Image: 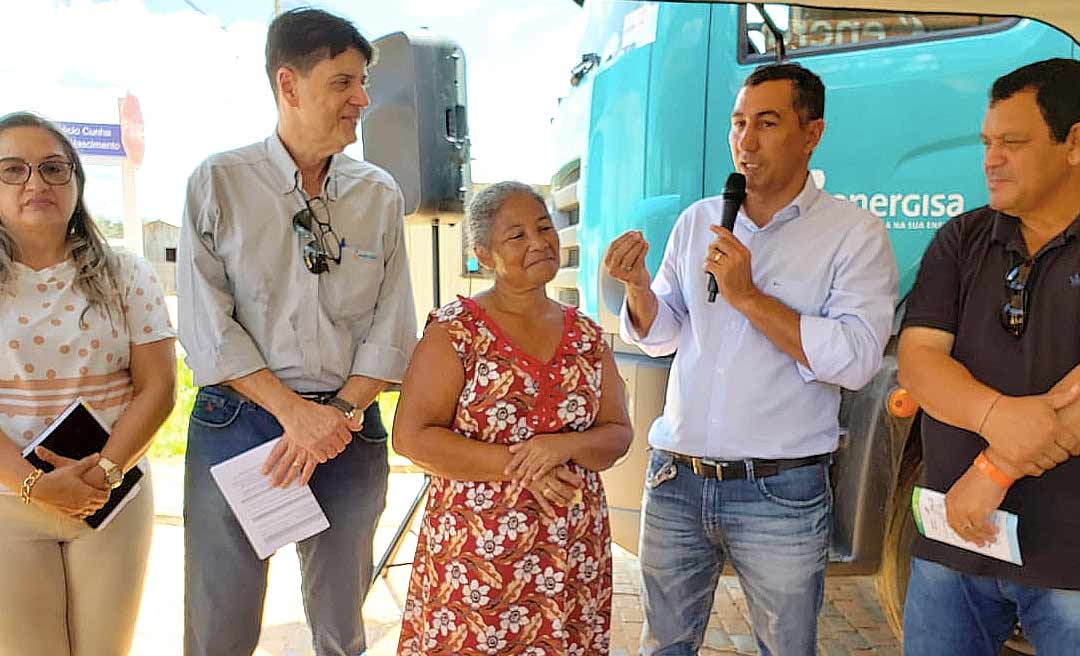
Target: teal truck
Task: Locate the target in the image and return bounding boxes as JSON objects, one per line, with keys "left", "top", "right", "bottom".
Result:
{"left": 362, "top": 1, "right": 1079, "bottom": 644}
{"left": 543, "top": 1, "right": 1077, "bottom": 639}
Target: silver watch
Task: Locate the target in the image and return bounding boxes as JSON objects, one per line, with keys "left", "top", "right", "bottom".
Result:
{"left": 326, "top": 396, "right": 357, "bottom": 421}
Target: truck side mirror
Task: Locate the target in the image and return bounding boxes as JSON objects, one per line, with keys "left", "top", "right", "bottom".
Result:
{"left": 362, "top": 30, "right": 471, "bottom": 216}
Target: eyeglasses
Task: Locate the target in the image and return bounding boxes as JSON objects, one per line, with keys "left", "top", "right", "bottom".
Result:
{"left": 291, "top": 196, "right": 341, "bottom": 275}
{"left": 0, "top": 158, "right": 75, "bottom": 186}
{"left": 1000, "top": 259, "right": 1032, "bottom": 338}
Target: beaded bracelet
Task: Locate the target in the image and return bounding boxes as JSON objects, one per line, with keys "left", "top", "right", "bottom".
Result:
{"left": 974, "top": 450, "right": 1015, "bottom": 489}
{"left": 20, "top": 468, "right": 44, "bottom": 504}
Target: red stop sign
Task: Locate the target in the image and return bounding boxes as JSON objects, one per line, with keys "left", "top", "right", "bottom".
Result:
{"left": 119, "top": 93, "right": 145, "bottom": 167}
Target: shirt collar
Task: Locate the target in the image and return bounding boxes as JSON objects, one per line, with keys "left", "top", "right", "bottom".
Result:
{"left": 266, "top": 131, "right": 341, "bottom": 201}
{"left": 990, "top": 208, "right": 1080, "bottom": 257}
{"left": 738, "top": 172, "right": 821, "bottom": 232}
{"left": 990, "top": 211, "right": 1025, "bottom": 255}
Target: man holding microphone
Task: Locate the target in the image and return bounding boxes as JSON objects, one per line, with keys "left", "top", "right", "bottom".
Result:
{"left": 604, "top": 63, "right": 897, "bottom": 655}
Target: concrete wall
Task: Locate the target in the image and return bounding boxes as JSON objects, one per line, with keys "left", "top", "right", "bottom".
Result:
{"left": 142, "top": 221, "right": 179, "bottom": 295}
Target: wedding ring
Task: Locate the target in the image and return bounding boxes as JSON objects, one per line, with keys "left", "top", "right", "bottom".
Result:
{"left": 290, "top": 462, "right": 302, "bottom": 470}
{"left": 712, "top": 252, "right": 722, "bottom": 263}
{"left": 622, "top": 264, "right": 632, "bottom": 272}
{"left": 571, "top": 489, "right": 583, "bottom": 506}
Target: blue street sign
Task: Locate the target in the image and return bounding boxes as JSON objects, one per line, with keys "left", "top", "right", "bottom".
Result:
{"left": 56, "top": 122, "right": 126, "bottom": 158}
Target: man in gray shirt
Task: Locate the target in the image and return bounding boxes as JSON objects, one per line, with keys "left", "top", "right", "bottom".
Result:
{"left": 177, "top": 9, "right": 417, "bottom": 655}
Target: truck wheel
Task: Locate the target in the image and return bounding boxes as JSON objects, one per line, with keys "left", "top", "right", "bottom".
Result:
{"left": 875, "top": 445, "right": 922, "bottom": 639}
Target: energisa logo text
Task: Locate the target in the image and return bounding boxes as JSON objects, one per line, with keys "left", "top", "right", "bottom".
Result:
{"left": 808, "top": 172, "right": 965, "bottom": 223}
{"left": 833, "top": 192, "right": 965, "bottom": 219}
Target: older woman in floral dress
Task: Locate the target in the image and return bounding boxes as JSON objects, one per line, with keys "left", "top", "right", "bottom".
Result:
{"left": 393, "top": 181, "right": 633, "bottom": 655}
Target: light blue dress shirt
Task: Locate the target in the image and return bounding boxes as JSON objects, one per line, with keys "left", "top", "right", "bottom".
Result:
{"left": 620, "top": 176, "right": 898, "bottom": 459}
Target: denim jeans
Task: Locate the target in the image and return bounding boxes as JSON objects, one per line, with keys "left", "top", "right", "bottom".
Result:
{"left": 183, "top": 386, "right": 390, "bottom": 656}
{"left": 904, "top": 556, "right": 1080, "bottom": 656}
{"left": 638, "top": 449, "right": 831, "bottom": 656}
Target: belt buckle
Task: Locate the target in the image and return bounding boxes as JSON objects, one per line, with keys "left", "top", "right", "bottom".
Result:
{"left": 697, "top": 458, "right": 723, "bottom": 480}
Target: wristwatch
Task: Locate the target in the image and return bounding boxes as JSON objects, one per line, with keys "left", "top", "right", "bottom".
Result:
{"left": 97, "top": 456, "right": 124, "bottom": 490}
{"left": 326, "top": 396, "right": 357, "bottom": 422}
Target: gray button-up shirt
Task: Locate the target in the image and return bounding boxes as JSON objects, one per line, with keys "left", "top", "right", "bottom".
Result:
{"left": 178, "top": 132, "right": 417, "bottom": 391}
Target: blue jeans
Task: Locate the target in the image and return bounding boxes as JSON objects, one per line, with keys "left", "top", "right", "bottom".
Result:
{"left": 904, "top": 557, "right": 1080, "bottom": 655}
{"left": 638, "top": 449, "right": 831, "bottom": 656}
{"left": 183, "top": 386, "right": 390, "bottom": 656}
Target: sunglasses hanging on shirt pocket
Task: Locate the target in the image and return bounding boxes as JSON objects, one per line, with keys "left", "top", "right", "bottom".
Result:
{"left": 292, "top": 196, "right": 342, "bottom": 275}
{"left": 1000, "top": 257, "right": 1033, "bottom": 338}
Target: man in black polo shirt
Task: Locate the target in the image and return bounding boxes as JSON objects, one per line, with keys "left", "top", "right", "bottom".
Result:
{"left": 898, "top": 58, "right": 1080, "bottom": 655}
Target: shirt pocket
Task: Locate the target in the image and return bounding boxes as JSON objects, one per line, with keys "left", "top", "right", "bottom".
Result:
{"left": 322, "top": 249, "right": 383, "bottom": 323}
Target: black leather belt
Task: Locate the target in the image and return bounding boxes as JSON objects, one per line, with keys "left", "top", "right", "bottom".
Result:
{"left": 207, "top": 385, "right": 338, "bottom": 405}
{"left": 297, "top": 391, "right": 338, "bottom": 404}
{"left": 666, "top": 451, "right": 831, "bottom": 480}
{"left": 205, "top": 385, "right": 386, "bottom": 440}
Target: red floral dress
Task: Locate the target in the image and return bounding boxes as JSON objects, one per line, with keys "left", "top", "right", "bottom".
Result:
{"left": 397, "top": 296, "right": 613, "bottom": 656}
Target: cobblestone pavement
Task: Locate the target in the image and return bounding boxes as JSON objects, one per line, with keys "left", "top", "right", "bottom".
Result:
{"left": 132, "top": 461, "right": 899, "bottom": 655}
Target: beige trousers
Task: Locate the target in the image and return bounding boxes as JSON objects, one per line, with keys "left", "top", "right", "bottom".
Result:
{"left": 0, "top": 476, "right": 153, "bottom": 656}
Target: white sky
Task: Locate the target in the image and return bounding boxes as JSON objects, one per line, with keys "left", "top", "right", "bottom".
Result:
{"left": 0, "top": 0, "right": 586, "bottom": 224}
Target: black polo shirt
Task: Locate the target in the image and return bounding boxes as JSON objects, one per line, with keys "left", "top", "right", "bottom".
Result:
{"left": 903, "top": 205, "right": 1080, "bottom": 590}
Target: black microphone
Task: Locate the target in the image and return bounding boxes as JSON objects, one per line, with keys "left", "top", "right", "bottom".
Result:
{"left": 708, "top": 172, "right": 747, "bottom": 303}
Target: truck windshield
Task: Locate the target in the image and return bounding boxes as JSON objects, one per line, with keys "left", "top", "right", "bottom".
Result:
{"left": 746, "top": 4, "right": 1013, "bottom": 57}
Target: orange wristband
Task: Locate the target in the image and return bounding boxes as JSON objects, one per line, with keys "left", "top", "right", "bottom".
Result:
{"left": 974, "top": 450, "right": 1015, "bottom": 489}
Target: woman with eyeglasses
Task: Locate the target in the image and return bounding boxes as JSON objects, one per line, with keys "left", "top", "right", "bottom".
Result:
{"left": 393, "top": 182, "right": 633, "bottom": 655}
{"left": 0, "top": 112, "right": 176, "bottom": 655}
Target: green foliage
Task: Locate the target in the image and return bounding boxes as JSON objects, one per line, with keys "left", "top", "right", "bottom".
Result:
{"left": 94, "top": 217, "right": 124, "bottom": 239}
{"left": 147, "top": 357, "right": 403, "bottom": 460}
{"left": 147, "top": 356, "right": 195, "bottom": 459}
{"left": 379, "top": 390, "right": 400, "bottom": 432}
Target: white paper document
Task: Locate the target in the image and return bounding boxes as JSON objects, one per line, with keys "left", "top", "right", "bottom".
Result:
{"left": 210, "top": 438, "right": 329, "bottom": 560}
{"left": 912, "top": 486, "right": 1022, "bottom": 566}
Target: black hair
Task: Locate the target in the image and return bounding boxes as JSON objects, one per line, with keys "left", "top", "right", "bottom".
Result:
{"left": 991, "top": 58, "right": 1080, "bottom": 143}
{"left": 743, "top": 62, "right": 825, "bottom": 124}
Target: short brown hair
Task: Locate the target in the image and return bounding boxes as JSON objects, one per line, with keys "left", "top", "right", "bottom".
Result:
{"left": 265, "top": 8, "right": 374, "bottom": 99}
